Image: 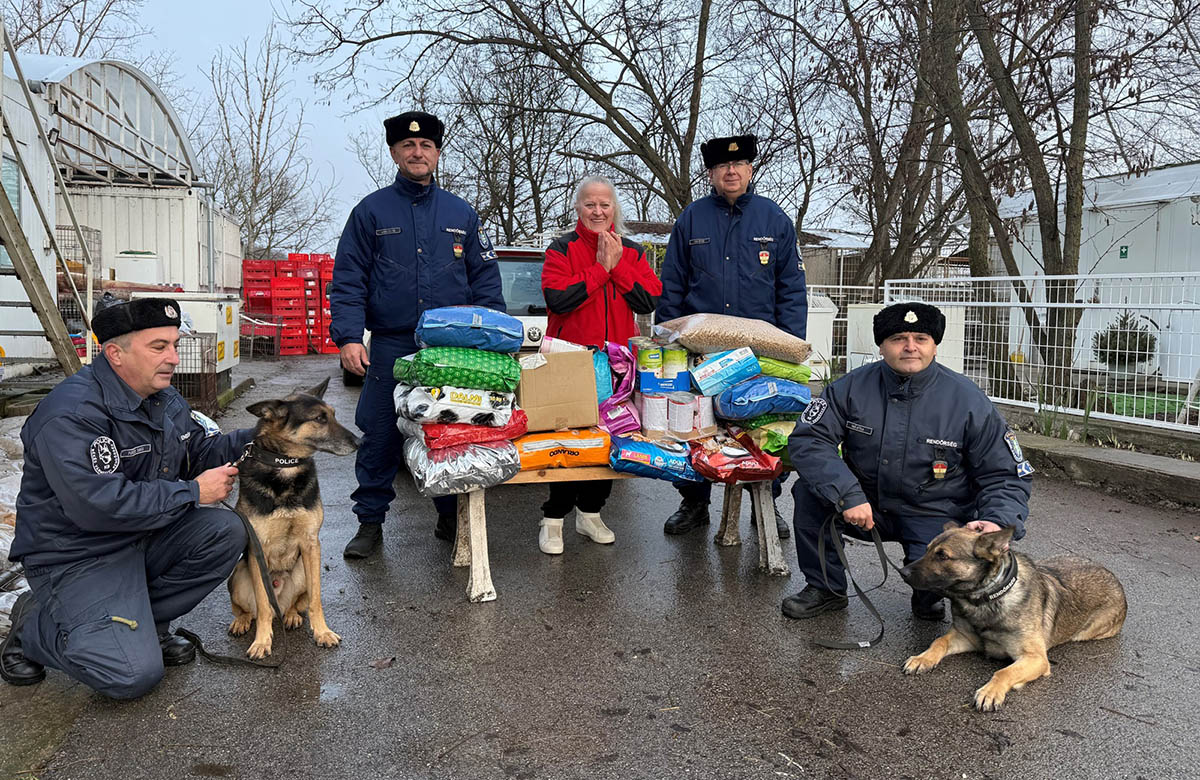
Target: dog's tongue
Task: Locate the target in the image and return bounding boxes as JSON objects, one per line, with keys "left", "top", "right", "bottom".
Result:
{"left": 272, "top": 579, "right": 281, "bottom": 590}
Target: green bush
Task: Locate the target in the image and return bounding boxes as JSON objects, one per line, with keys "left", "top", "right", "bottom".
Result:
{"left": 1092, "top": 310, "right": 1157, "bottom": 369}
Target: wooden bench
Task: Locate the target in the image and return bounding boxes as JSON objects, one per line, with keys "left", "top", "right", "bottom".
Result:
{"left": 450, "top": 467, "right": 790, "bottom": 602}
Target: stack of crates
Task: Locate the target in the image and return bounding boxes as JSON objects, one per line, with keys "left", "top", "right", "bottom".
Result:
{"left": 313, "top": 254, "right": 338, "bottom": 353}
{"left": 242, "top": 259, "right": 275, "bottom": 317}
{"left": 271, "top": 277, "right": 308, "bottom": 355}
{"left": 297, "top": 259, "right": 322, "bottom": 352}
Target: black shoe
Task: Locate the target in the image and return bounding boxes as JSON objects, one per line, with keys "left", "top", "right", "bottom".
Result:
{"left": 1, "top": 592, "right": 46, "bottom": 686}
{"left": 434, "top": 513, "right": 456, "bottom": 542}
{"left": 343, "top": 523, "right": 383, "bottom": 559}
{"left": 159, "top": 632, "right": 197, "bottom": 667}
{"left": 911, "top": 591, "right": 945, "bottom": 621}
{"left": 664, "top": 499, "right": 710, "bottom": 535}
{"left": 781, "top": 585, "right": 849, "bottom": 620}
{"left": 751, "top": 500, "right": 791, "bottom": 539}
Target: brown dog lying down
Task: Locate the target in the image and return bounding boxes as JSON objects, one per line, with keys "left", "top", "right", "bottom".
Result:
{"left": 900, "top": 523, "right": 1127, "bottom": 711}
{"left": 227, "top": 378, "right": 359, "bottom": 659}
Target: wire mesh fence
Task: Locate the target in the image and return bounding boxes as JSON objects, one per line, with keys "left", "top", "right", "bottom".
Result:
{"left": 238, "top": 313, "right": 284, "bottom": 361}
{"left": 55, "top": 224, "right": 102, "bottom": 283}
{"left": 173, "top": 332, "right": 219, "bottom": 416}
{"left": 882, "top": 273, "right": 1200, "bottom": 433}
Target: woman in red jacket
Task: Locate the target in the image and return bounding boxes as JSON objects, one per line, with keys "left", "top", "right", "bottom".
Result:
{"left": 538, "top": 176, "right": 663, "bottom": 554}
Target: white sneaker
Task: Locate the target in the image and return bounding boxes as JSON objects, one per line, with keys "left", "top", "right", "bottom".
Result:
{"left": 575, "top": 511, "right": 615, "bottom": 544}
{"left": 539, "top": 517, "right": 564, "bottom": 554}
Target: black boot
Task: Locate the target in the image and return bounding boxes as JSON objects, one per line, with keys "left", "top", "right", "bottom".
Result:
{"left": 781, "top": 585, "right": 849, "bottom": 620}
{"left": 434, "top": 513, "right": 457, "bottom": 542}
{"left": 911, "top": 590, "right": 945, "bottom": 621}
{"left": 343, "top": 523, "right": 383, "bottom": 559}
{"left": 664, "top": 499, "right": 710, "bottom": 535}
{"left": 750, "top": 499, "right": 791, "bottom": 539}
{"left": 159, "top": 631, "right": 197, "bottom": 666}
{"left": 1, "top": 592, "right": 46, "bottom": 686}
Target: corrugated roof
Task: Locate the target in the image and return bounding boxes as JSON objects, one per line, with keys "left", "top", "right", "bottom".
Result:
{"left": 996, "top": 161, "right": 1200, "bottom": 218}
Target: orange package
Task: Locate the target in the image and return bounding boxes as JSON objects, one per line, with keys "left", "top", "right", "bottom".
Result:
{"left": 514, "top": 428, "right": 611, "bottom": 470}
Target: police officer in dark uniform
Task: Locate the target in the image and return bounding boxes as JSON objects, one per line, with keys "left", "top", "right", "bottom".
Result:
{"left": 783, "top": 302, "right": 1033, "bottom": 621}
{"left": 657, "top": 133, "right": 808, "bottom": 538}
{"left": 331, "top": 111, "right": 505, "bottom": 559}
{"left": 1, "top": 298, "right": 250, "bottom": 698}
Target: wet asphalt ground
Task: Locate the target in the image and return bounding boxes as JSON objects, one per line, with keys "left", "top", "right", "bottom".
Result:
{"left": 1, "top": 354, "right": 1197, "bottom": 780}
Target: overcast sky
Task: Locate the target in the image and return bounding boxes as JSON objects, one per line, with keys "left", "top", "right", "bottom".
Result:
{"left": 140, "top": 0, "right": 388, "bottom": 249}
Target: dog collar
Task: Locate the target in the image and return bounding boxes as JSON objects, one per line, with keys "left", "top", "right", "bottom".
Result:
{"left": 968, "top": 554, "right": 1019, "bottom": 604}
{"left": 242, "top": 442, "right": 309, "bottom": 469}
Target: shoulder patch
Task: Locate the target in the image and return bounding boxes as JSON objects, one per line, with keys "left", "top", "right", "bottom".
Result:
{"left": 89, "top": 436, "right": 121, "bottom": 474}
{"left": 1004, "top": 430, "right": 1024, "bottom": 462}
{"left": 801, "top": 398, "right": 827, "bottom": 425}
{"left": 191, "top": 410, "right": 221, "bottom": 438}
{"left": 478, "top": 228, "right": 493, "bottom": 251}
{"left": 1016, "top": 460, "right": 1035, "bottom": 478}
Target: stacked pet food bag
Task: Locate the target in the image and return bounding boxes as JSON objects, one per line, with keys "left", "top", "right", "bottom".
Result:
{"left": 611, "top": 313, "right": 814, "bottom": 487}
{"left": 393, "top": 307, "right": 528, "bottom": 497}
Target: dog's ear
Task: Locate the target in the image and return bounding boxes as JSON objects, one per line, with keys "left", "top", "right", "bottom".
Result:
{"left": 942, "top": 521, "right": 960, "bottom": 533}
{"left": 972, "top": 526, "right": 1015, "bottom": 560}
{"left": 296, "top": 377, "right": 330, "bottom": 400}
{"left": 247, "top": 399, "right": 288, "bottom": 419}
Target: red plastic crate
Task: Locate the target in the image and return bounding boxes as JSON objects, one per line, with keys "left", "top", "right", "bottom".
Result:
{"left": 276, "top": 260, "right": 298, "bottom": 277}
{"left": 310, "top": 253, "right": 333, "bottom": 263}
{"left": 270, "top": 277, "right": 304, "bottom": 293}
{"left": 296, "top": 264, "right": 319, "bottom": 280}
{"left": 243, "top": 288, "right": 272, "bottom": 301}
{"left": 287, "top": 253, "right": 310, "bottom": 264}
{"left": 242, "top": 259, "right": 275, "bottom": 273}
{"left": 243, "top": 269, "right": 274, "bottom": 283}
{"left": 318, "top": 260, "right": 335, "bottom": 279}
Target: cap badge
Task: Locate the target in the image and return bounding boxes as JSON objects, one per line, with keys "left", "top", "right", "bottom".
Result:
{"left": 728, "top": 142, "right": 739, "bottom": 152}
{"left": 409, "top": 120, "right": 420, "bottom": 132}
{"left": 904, "top": 310, "right": 918, "bottom": 323}
{"left": 165, "top": 305, "right": 178, "bottom": 318}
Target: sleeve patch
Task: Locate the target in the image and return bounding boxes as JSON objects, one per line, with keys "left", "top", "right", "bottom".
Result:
{"left": 191, "top": 410, "right": 221, "bottom": 438}
{"left": 801, "top": 397, "right": 827, "bottom": 425}
{"left": 1004, "top": 430, "right": 1024, "bottom": 462}
{"left": 89, "top": 436, "right": 121, "bottom": 474}
{"left": 478, "top": 228, "right": 493, "bottom": 251}
{"left": 1016, "top": 460, "right": 1035, "bottom": 478}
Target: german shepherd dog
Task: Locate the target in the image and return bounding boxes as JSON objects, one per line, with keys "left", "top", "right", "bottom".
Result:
{"left": 900, "top": 524, "right": 1127, "bottom": 711}
{"left": 228, "top": 378, "right": 359, "bottom": 659}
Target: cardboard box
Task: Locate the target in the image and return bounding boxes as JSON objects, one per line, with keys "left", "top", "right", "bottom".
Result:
{"left": 516, "top": 351, "right": 599, "bottom": 432}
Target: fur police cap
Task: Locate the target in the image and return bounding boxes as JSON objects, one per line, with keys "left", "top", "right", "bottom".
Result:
{"left": 701, "top": 134, "right": 757, "bottom": 169}
{"left": 384, "top": 111, "right": 444, "bottom": 148}
{"left": 93, "top": 297, "right": 181, "bottom": 343}
{"left": 873, "top": 302, "right": 945, "bottom": 345}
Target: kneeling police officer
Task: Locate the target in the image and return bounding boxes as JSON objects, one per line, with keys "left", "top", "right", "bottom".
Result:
{"left": 1, "top": 298, "right": 250, "bottom": 699}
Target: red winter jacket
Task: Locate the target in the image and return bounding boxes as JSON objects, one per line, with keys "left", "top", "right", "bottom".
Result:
{"left": 542, "top": 221, "right": 663, "bottom": 348}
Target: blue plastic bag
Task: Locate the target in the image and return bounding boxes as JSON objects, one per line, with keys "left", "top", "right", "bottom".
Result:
{"left": 416, "top": 306, "right": 525, "bottom": 353}
{"left": 609, "top": 434, "right": 703, "bottom": 483}
{"left": 593, "top": 350, "right": 613, "bottom": 404}
{"left": 714, "top": 377, "right": 811, "bottom": 420}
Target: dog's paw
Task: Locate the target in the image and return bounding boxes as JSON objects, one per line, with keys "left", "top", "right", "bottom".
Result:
{"left": 313, "top": 628, "right": 341, "bottom": 648}
{"left": 229, "top": 616, "right": 252, "bottom": 636}
{"left": 284, "top": 611, "right": 304, "bottom": 630}
{"left": 974, "top": 680, "right": 1009, "bottom": 711}
{"left": 903, "top": 652, "right": 940, "bottom": 675}
{"left": 247, "top": 638, "right": 274, "bottom": 659}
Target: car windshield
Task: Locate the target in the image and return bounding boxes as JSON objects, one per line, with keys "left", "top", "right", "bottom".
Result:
{"left": 497, "top": 258, "right": 547, "bottom": 316}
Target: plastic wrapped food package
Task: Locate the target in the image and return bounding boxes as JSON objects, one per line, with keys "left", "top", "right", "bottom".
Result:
{"left": 757, "top": 356, "right": 813, "bottom": 384}
{"left": 513, "top": 428, "right": 612, "bottom": 470}
{"left": 397, "top": 409, "right": 529, "bottom": 450}
{"left": 743, "top": 420, "right": 795, "bottom": 454}
{"left": 740, "top": 412, "right": 799, "bottom": 430}
{"left": 395, "top": 384, "right": 517, "bottom": 427}
{"left": 609, "top": 433, "right": 703, "bottom": 483}
{"left": 594, "top": 350, "right": 614, "bottom": 404}
{"left": 689, "top": 431, "right": 782, "bottom": 484}
{"left": 689, "top": 347, "right": 761, "bottom": 396}
{"left": 416, "top": 306, "right": 525, "bottom": 353}
{"left": 394, "top": 347, "right": 521, "bottom": 393}
{"left": 714, "top": 377, "right": 812, "bottom": 420}
{"left": 655, "top": 313, "right": 812, "bottom": 364}
{"left": 403, "top": 437, "right": 521, "bottom": 497}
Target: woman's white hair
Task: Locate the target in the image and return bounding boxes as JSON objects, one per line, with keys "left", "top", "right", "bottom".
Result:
{"left": 573, "top": 175, "right": 626, "bottom": 234}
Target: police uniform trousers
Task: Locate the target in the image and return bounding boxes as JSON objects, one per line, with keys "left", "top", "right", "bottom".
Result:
{"left": 790, "top": 479, "right": 943, "bottom": 601}
{"left": 352, "top": 332, "right": 456, "bottom": 524}
{"left": 18, "top": 506, "right": 246, "bottom": 699}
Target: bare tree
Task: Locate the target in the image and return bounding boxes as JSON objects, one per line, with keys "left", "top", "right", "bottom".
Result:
{"left": 288, "top": 0, "right": 748, "bottom": 217}
{"left": 3, "top": 0, "right": 146, "bottom": 57}
{"left": 199, "top": 26, "right": 336, "bottom": 258}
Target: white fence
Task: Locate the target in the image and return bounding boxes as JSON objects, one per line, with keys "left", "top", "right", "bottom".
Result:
{"left": 878, "top": 273, "right": 1200, "bottom": 433}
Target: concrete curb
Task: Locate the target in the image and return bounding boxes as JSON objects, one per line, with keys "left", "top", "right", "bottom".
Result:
{"left": 1020, "top": 432, "right": 1200, "bottom": 507}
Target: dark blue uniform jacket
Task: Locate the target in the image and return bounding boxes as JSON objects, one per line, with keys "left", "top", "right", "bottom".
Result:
{"left": 788, "top": 360, "right": 1032, "bottom": 538}
{"left": 329, "top": 173, "right": 505, "bottom": 346}
{"left": 11, "top": 355, "right": 253, "bottom": 566}
{"left": 657, "top": 186, "right": 808, "bottom": 338}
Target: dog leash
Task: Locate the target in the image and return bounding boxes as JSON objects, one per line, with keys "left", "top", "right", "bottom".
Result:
{"left": 813, "top": 513, "right": 905, "bottom": 650}
{"left": 175, "top": 443, "right": 287, "bottom": 669}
